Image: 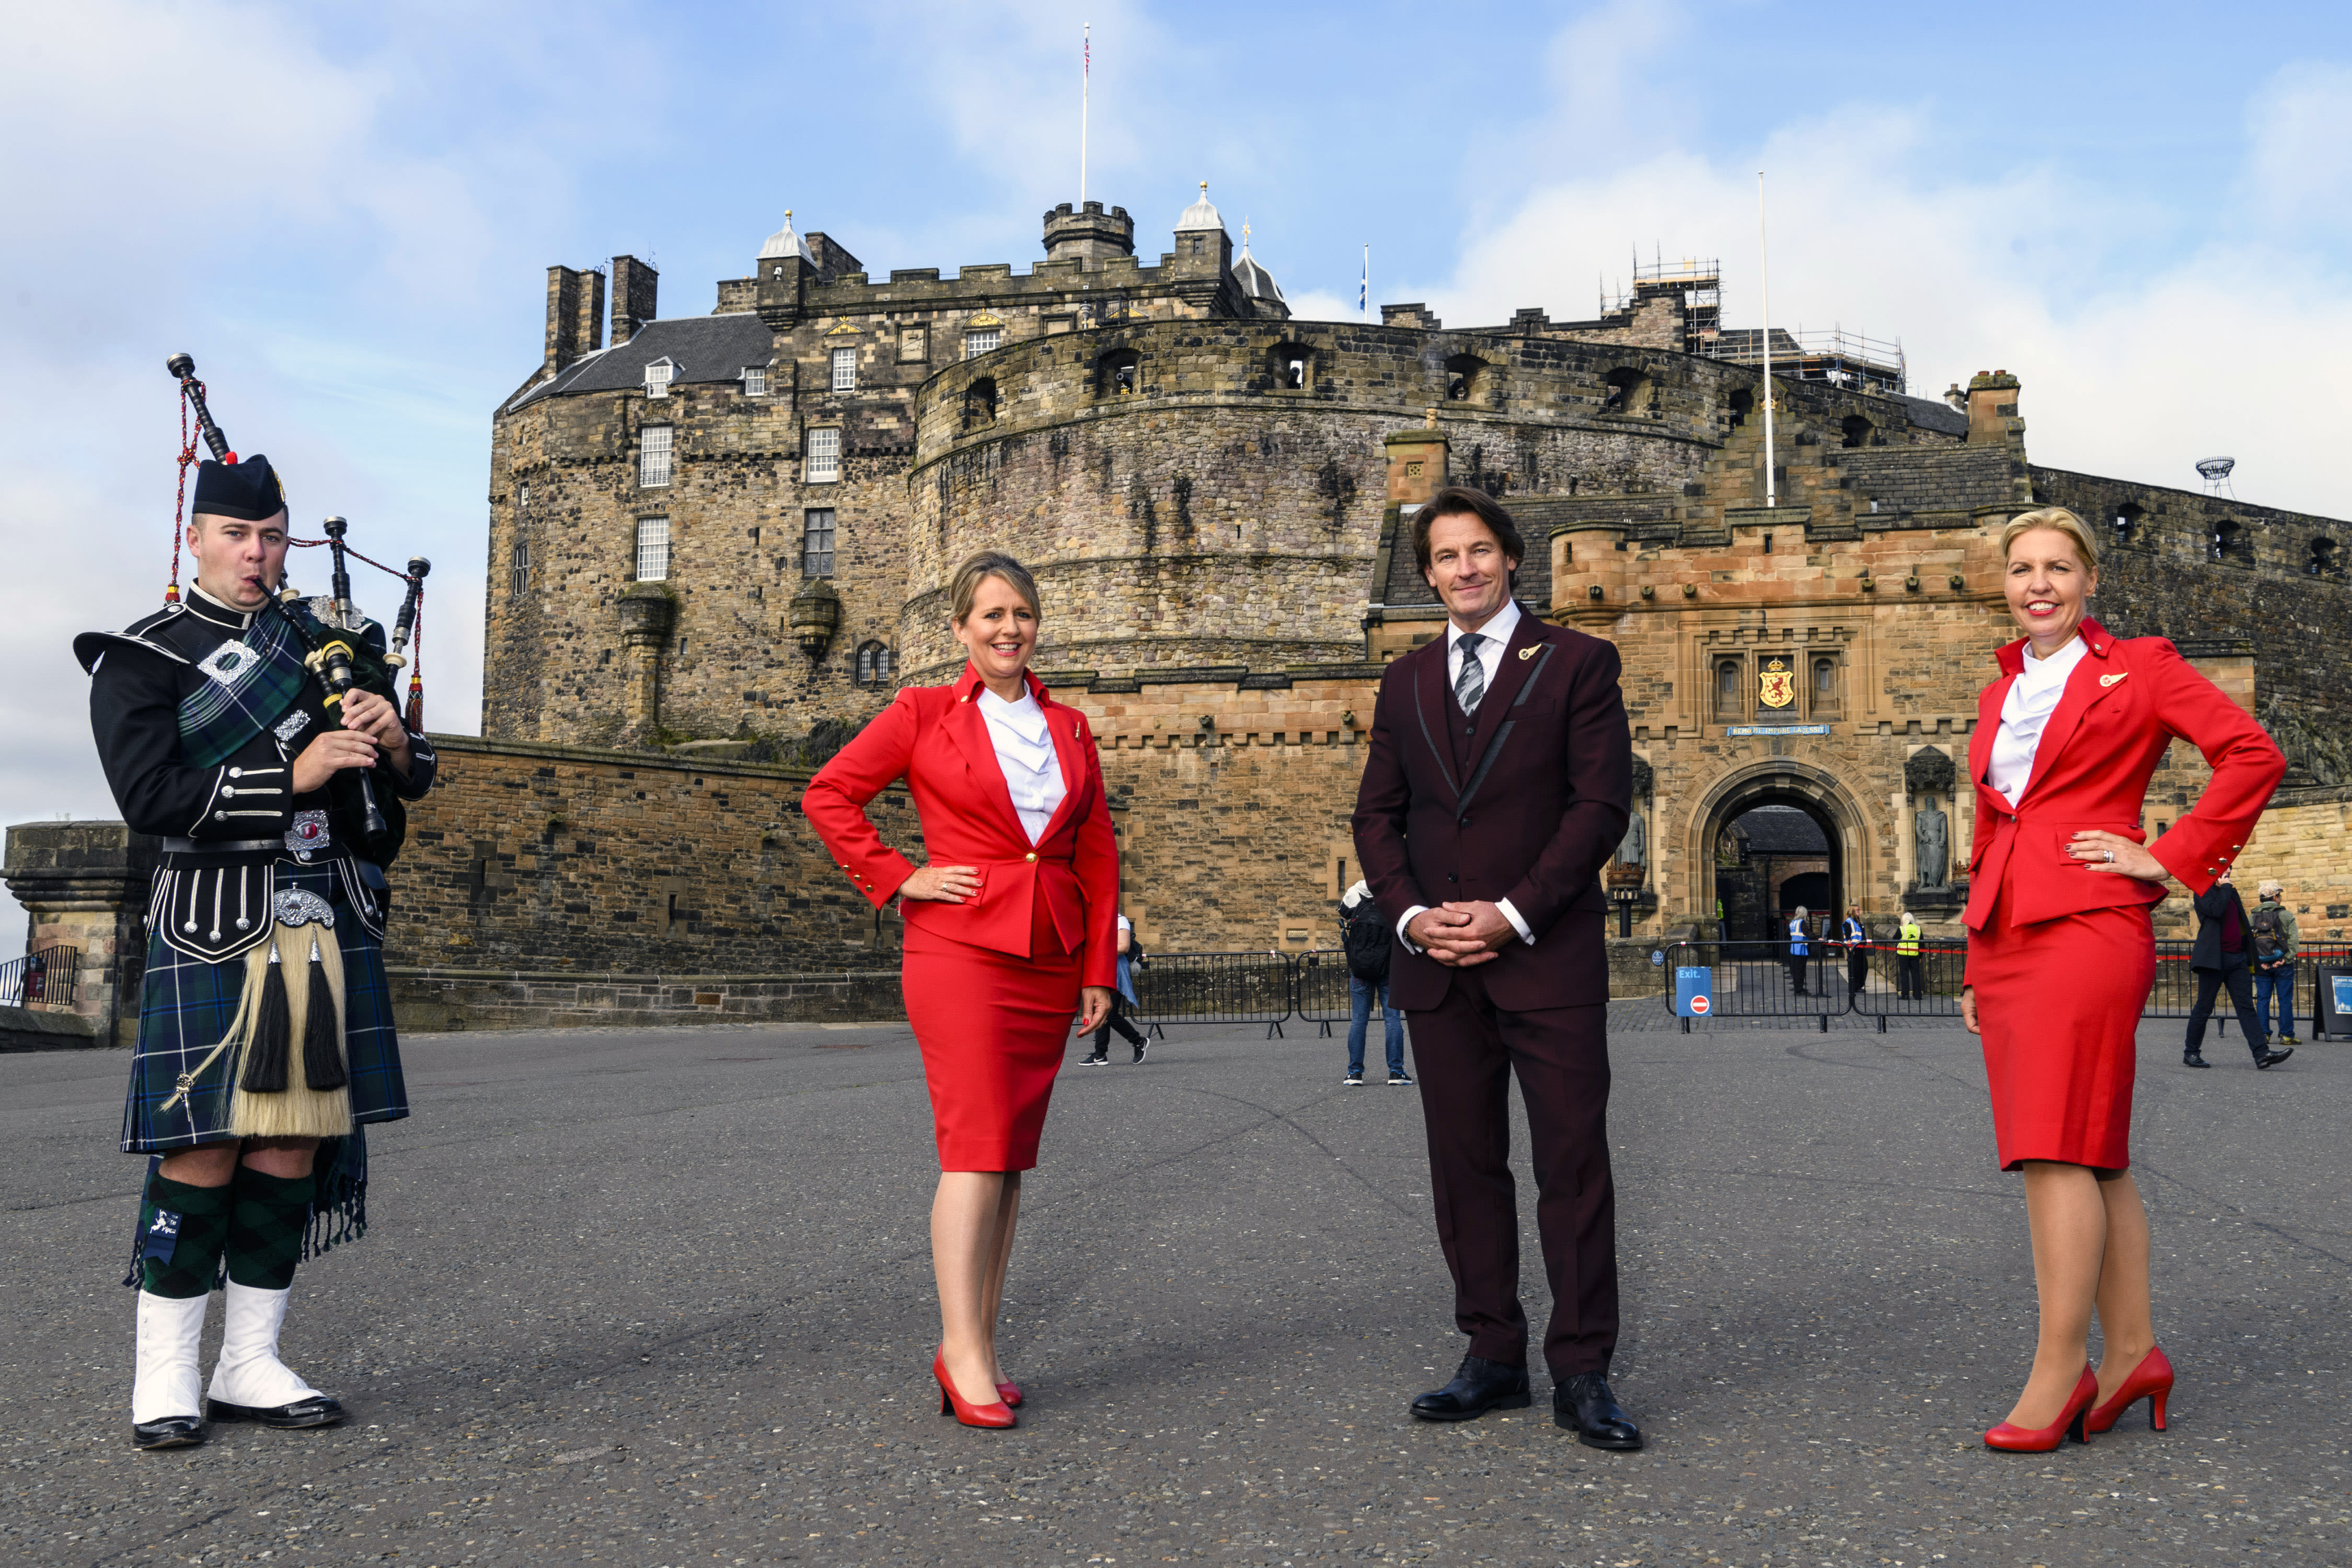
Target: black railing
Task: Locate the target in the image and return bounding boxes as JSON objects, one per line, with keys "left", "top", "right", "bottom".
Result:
{"left": 1130, "top": 951, "right": 1296, "bottom": 1038}
{"left": 1656, "top": 939, "right": 1850, "bottom": 1031}
{"left": 1849, "top": 943, "right": 1968, "bottom": 1028}
{"left": 1294, "top": 952, "right": 1357, "bottom": 1035}
{"left": 0, "top": 946, "right": 79, "bottom": 1010}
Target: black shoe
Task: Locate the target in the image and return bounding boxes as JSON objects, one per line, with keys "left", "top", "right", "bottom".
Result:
{"left": 1553, "top": 1372, "right": 1643, "bottom": 1451}
{"left": 205, "top": 1394, "right": 344, "bottom": 1429}
{"left": 1132, "top": 1040, "right": 1148, "bottom": 1064}
{"left": 2256, "top": 1047, "right": 2294, "bottom": 1070}
{"left": 1388, "top": 1071, "right": 1415, "bottom": 1086}
{"left": 1082, "top": 1049, "right": 1108, "bottom": 1065}
{"left": 131, "top": 1415, "right": 205, "bottom": 1450}
{"left": 2184, "top": 1053, "right": 2211, "bottom": 1069}
{"left": 1410, "top": 1355, "right": 1531, "bottom": 1422}
{"left": 1343, "top": 1069, "right": 1364, "bottom": 1086}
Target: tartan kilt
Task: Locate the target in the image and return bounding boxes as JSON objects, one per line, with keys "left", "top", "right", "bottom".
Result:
{"left": 121, "top": 857, "right": 410, "bottom": 1154}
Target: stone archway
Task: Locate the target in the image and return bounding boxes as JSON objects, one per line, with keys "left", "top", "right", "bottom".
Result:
{"left": 1678, "top": 758, "right": 1879, "bottom": 942}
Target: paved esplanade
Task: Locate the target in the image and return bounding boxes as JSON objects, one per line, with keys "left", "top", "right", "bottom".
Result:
{"left": 4, "top": 1007, "right": 2346, "bottom": 1565}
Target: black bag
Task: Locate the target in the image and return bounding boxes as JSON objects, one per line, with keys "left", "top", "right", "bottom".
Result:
{"left": 2252, "top": 903, "right": 2285, "bottom": 962}
{"left": 1341, "top": 898, "right": 1391, "bottom": 984}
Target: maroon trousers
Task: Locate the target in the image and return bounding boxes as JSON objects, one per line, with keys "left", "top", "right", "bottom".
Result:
{"left": 1409, "top": 963, "right": 1618, "bottom": 1376}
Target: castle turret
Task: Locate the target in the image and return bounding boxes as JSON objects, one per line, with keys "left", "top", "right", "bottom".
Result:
{"left": 755, "top": 210, "right": 815, "bottom": 327}
{"left": 1173, "top": 182, "right": 1232, "bottom": 273}
{"left": 1043, "top": 200, "right": 1135, "bottom": 264}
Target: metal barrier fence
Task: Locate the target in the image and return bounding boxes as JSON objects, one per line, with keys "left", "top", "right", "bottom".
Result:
{"left": 1654, "top": 940, "right": 1851, "bottom": 1031}
{"left": 1293, "top": 952, "right": 1357, "bottom": 1035}
{"left": 1130, "top": 951, "right": 1297, "bottom": 1038}
{"left": 1849, "top": 943, "right": 1968, "bottom": 1029}
{"left": 0, "top": 946, "right": 79, "bottom": 1010}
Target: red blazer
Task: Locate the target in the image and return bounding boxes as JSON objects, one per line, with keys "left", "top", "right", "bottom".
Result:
{"left": 1351, "top": 614, "right": 1632, "bottom": 1012}
{"left": 802, "top": 665, "right": 1120, "bottom": 990}
{"left": 1963, "top": 618, "right": 2284, "bottom": 937}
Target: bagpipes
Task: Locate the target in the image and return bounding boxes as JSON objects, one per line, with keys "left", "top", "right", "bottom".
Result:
{"left": 167, "top": 353, "right": 432, "bottom": 860}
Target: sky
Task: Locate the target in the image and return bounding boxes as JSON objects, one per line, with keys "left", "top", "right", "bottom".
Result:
{"left": 5, "top": 0, "right": 2350, "bottom": 948}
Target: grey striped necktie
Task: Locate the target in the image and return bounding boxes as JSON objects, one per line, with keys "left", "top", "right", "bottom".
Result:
{"left": 1454, "top": 632, "right": 1486, "bottom": 716}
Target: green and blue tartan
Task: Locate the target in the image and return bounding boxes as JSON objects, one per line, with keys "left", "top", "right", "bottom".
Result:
{"left": 121, "top": 858, "right": 409, "bottom": 1153}
{"left": 175, "top": 599, "right": 314, "bottom": 770}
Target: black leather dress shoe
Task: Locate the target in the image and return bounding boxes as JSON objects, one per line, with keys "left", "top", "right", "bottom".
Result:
{"left": 1554, "top": 1372, "right": 1643, "bottom": 1450}
{"left": 2257, "top": 1047, "right": 2294, "bottom": 1070}
{"left": 206, "top": 1394, "right": 344, "bottom": 1429}
{"left": 2183, "top": 1053, "right": 2211, "bottom": 1069}
{"left": 131, "top": 1415, "right": 205, "bottom": 1450}
{"left": 1410, "top": 1355, "right": 1531, "bottom": 1422}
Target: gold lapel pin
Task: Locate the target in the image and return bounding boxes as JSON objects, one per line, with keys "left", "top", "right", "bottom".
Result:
{"left": 2101, "top": 673, "right": 2128, "bottom": 687}
{"left": 1517, "top": 645, "right": 1538, "bottom": 661}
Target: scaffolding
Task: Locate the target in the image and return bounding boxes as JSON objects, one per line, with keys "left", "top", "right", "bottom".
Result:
{"left": 1599, "top": 252, "right": 1722, "bottom": 357}
{"left": 1704, "top": 325, "right": 1907, "bottom": 396}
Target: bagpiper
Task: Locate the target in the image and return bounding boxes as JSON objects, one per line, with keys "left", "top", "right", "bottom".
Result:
{"left": 75, "top": 446, "right": 436, "bottom": 1449}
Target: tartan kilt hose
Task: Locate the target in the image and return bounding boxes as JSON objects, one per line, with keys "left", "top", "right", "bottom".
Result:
{"left": 122, "top": 858, "right": 410, "bottom": 1154}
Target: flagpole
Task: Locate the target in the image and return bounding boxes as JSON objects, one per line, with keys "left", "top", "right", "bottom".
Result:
{"left": 1758, "top": 170, "right": 1776, "bottom": 509}
{"left": 1080, "top": 24, "right": 1090, "bottom": 203}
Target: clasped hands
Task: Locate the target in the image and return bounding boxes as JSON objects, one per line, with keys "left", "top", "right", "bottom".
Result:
{"left": 291, "top": 688, "right": 411, "bottom": 794}
{"left": 1406, "top": 901, "right": 1516, "bottom": 967}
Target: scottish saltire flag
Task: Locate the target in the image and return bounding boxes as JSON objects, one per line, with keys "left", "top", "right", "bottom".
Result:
{"left": 1359, "top": 248, "right": 1367, "bottom": 317}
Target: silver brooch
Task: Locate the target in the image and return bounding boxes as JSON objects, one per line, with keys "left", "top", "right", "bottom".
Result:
{"left": 271, "top": 889, "right": 335, "bottom": 929}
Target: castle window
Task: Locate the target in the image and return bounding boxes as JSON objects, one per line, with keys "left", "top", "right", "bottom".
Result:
{"left": 1601, "top": 367, "right": 1648, "bottom": 414}
{"left": 634, "top": 516, "right": 670, "bottom": 582}
{"left": 2213, "top": 518, "right": 2245, "bottom": 561}
{"left": 509, "top": 538, "right": 529, "bottom": 597}
{"left": 1097, "top": 349, "right": 1139, "bottom": 398}
{"left": 855, "top": 641, "right": 895, "bottom": 686}
{"left": 1727, "top": 388, "right": 1753, "bottom": 429}
{"left": 1713, "top": 658, "right": 1743, "bottom": 722}
{"left": 518, "top": 483, "right": 529, "bottom": 509}
{"left": 1271, "top": 342, "right": 1313, "bottom": 391}
{"left": 1810, "top": 655, "right": 1840, "bottom": 717}
{"left": 741, "top": 365, "right": 767, "bottom": 396}
{"left": 830, "top": 347, "right": 856, "bottom": 393}
{"left": 964, "top": 328, "right": 1001, "bottom": 359}
{"left": 2311, "top": 538, "right": 2339, "bottom": 575}
{"left": 1840, "top": 415, "right": 1872, "bottom": 449}
{"left": 2114, "top": 501, "right": 2143, "bottom": 546}
{"left": 638, "top": 425, "right": 672, "bottom": 487}
{"left": 1444, "top": 354, "right": 1486, "bottom": 403}
{"left": 804, "top": 426, "right": 840, "bottom": 482}
{"left": 963, "top": 377, "right": 998, "bottom": 432}
{"left": 802, "top": 509, "right": 835, "bottom": 577}
{"left": 644, "top": 360, "right": 674, "bottom": 398}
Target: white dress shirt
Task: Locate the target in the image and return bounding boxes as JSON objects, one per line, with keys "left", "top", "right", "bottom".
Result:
{"left": 1397, "top": 598, "right": 1537, "bottom": 952}
{"left": 976, "top": 685, "right": 1066, "bottom": 844}
{"left": 1986, "top": 632, "right": 2089, "bottom": 808}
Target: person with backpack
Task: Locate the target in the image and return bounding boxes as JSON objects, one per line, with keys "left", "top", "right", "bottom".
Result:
{"left": 2250, "top": 880, "right": 2301, "bottom": 1052}
{"left": 1339, "top": 880, "right": 1411, "bottom": 1086}
{"left": 1080, "top": 912, "right": 1149, "bottom": 1065}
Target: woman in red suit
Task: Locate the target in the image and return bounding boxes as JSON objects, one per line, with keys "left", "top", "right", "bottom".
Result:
{"left": 803, "top": 551, "right": 1117, "bottom": 1429}
{"left": 1960, "top": 508, "right": 2285, "bottom": 1452}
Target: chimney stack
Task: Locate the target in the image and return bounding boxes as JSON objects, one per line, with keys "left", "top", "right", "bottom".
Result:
{"left": 575, "top": 267, "right": 606, "bottom": 359}
{"left": 545, "top": 265, "right": 584, "bottom": 373}
{"left": 612, "top": 256, "right": 659, "bottom": 345}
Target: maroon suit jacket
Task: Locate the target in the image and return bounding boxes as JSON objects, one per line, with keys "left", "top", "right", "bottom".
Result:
{"left": 1351, "top": 612, "right": 1632, "bottom": 1012}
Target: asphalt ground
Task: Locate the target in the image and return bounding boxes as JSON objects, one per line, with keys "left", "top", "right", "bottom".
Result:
{"left": 2, "top": 1000, "right": 2346, "bottom": 1567}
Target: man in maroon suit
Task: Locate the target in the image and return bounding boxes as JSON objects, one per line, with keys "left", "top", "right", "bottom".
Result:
{"left": 1351, "top": 486, "right": 1640, "bottom": 1449}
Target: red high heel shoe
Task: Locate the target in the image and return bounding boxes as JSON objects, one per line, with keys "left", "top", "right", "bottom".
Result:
{"left": 1984, "top": 1364, "right": 2097, "bottom": 1452}
{"left": 2085, "top": 1346, "right": 2173, "bottom": 1435}
{"left": 933, "top": 1350, "right": 1015, "bottom": 1429}
{"left": 996, "top": 1382, "right": 1023, "bottom": 1409}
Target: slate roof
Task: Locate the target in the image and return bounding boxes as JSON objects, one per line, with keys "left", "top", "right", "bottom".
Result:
{"left": 1734, "top": 805, "right": 1829, "bottom": 854}
{"left": 1892, "top": 393, "right": 1968, "bottom": 437}
{"left": 508, "top": 314, "right": 776, "bottom": 411}
{"left": 1836, "top": 445, "right": 2016, "bottom": 514}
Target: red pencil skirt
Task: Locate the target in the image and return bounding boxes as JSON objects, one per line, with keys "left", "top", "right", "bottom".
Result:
{"left": 901, "top": 892, "right": 1080, "bottom": 1172}
{"left": 1970, "top": 881, "right": 2156, "bottom": 1172}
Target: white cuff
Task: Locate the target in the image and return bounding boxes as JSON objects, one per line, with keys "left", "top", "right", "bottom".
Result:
{"left": 1397, "top": 905, "right": 1429, "bottom": 955}
{"left": 1497, "top": 897, "right": 1536, "bottom": 946}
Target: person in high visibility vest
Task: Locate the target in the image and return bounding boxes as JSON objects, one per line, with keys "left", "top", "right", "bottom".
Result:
{"left": 1843, "top": 905, "right": 1869, "bottom": 999}
{"left": 1897, "top": 911, "right": 1924, "bottom": 1000}
{"left": 1784, "top": 906, "right": 1812, "bottom": 996}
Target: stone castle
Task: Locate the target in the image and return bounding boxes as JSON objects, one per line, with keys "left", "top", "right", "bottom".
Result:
{"left": 10, "top": 186, "right": 2349, "bottom": 1042}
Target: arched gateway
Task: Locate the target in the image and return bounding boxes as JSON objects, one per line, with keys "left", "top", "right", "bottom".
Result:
{"left": 1682, "top": 759, "right": 1877, "bottom": 943}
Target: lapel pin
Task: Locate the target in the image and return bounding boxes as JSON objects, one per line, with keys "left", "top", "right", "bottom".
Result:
{"left": 1518, "top": 645, "right": 1538, "bottom": 661}
{"left": 2101, "top": 673, "right": 2127, "bottom": 687}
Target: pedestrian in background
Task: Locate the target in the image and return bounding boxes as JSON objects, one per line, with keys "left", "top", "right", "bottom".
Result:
{"left": 1843, "top": 905, "right": 1869, "bottom": 1001}
{"left": 1339, "top": 880, "right": 1410, "bottom": 1086}
{"left": 2252, "top": 880, "right": 2301, "bottom": 1051}
{"left": 1081, "top": 912, "right": 1149, "bottom": 1065}
{"left": 2184, "top": 871, "right": 2290, "bottom": 1070}
{"left": 1897, "top": 910, "right": 1925, "bottom": 1000}
{"left": 1785, "top": 905, "right": 1812, "bottom": 996}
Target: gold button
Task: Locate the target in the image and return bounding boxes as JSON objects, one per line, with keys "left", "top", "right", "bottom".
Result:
{"left": 1025, "top": 852, "right": 1037, "bottom": 862}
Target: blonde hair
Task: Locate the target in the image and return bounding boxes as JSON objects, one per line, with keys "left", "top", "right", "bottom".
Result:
{"left": 2000, "top": 506, "right": 2100, "bottom": 574}
{"left": 948, "top": 550, "right": 1041, "bottom": 625}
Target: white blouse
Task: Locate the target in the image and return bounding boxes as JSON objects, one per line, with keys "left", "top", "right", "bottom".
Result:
{"left": 976, "top": 686, "right": 1066, "bottom": 844}
{"left": 1986, "top": 633, "right": 2089, "bottom": 808}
